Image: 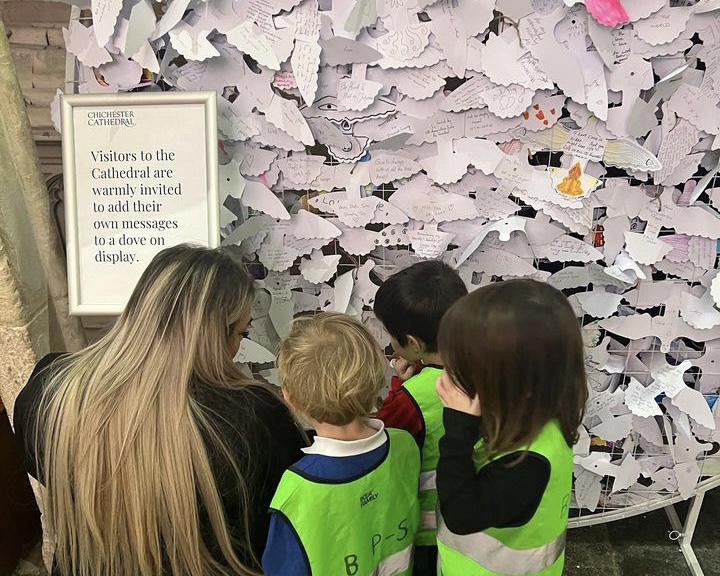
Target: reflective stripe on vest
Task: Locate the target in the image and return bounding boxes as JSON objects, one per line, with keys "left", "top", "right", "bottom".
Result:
{"left": 437, "top": 513, "right": 565, "bottom": 575}
{"left": 419, "top": 470, "right": 436, "bottom": 491}
{"left": 370, "top": 543, "right": 413, "bottom": 576}
{"left": 420, "top": 510, "right": 436, "bottom": 530}
{"left": 403, "top": 366, "right": 444, "bottom": 545}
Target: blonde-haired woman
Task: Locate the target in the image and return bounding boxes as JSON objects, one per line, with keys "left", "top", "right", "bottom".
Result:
{"left": 14, "top": 244, "right": 306, "bottom": 576}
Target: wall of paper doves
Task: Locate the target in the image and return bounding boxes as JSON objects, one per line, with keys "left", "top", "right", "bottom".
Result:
{"left": 55, "top": 0, "right": 720, "bottom": 515}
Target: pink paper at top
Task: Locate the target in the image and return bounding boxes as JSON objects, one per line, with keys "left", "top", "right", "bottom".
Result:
{"left": 585, "top": 0, "right": 630, "bottom": 28}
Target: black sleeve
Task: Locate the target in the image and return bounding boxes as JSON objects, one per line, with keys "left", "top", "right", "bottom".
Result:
{"left": 251, "top": 386, "right": 308, "bottom": 479}
{"left": 231, "top": 386, "right": 308, "bottom": 560}
{"left": 436, "top": 408, "right": 550, "bottom": 535}
{"left": 13, "top": 353, "right": 66, "bottom": 482}
{"left": 192, "top": 383, "right": 308, "bottom": 567}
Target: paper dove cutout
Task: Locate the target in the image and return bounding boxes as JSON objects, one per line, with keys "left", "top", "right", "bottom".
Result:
{"left": 334, "top": 221, "right": 410, "bottom": 255}
{"left": 453, "top": 217, "right": 527, "bottom": 269}
{"left": 366, "top": 150, "right": 423, "bottom": 185}
{"left": 374, "top": 0, "right": 431, "bottom": 63}
{"left": 288, "top": 0, "right": 321, "bottom": 107}
{"left": 331, "top": 270, "right": 354, "bottom": 313}
{"left": 233, "top": 338, "right": 276, "bottom": 364}
{"left": 408, "top": 224, "right": 455, "bottom": 259}
{"left": 390, "top": 178, "right": 478, "bottom": 223}
{"left": 241, "top": 178, "right": 291, "bottom": 220}
{"left": 309, "top": 191, "right": 408, "bottom": 228}
{"left": 64, "top": 21, "right": 113, "bottom": 68}
{"left": 219, "top": 160, "right": 246, "bottom": 200}
{"left": 226, "top": 6, "right": 293, "bottom": 70}
{"left": 299, "top": 250, "right": 342, "bottom": 284}
{"left": 426, "top": 0, "right": 494, "bottom": 77}
{"left": 420, "top": 139, "right": 504, "bottom": 185}
{"left": 525, "top": 117, "right": 662, "bottom": 173}
{"left": 353, "top": 260, "right": 379, "bottom": 306}
{"left": 600, "top": 313, "right": 720, "bottom": 354}
{"left": 169, "top": 25, "right": 219, "bottom": 62}
{"left": 92, "top": 0, "right": 123, "bottom": 48}
{"left": 320, "top": 37, "right": 383, "bottom": 66}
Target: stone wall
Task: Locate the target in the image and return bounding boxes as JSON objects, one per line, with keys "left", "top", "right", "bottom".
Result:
{"left": 1, "top": 1, "right": 70, "bottom": 178}
{"left": 2, "top": 2, "right": 103, "bottom": 349}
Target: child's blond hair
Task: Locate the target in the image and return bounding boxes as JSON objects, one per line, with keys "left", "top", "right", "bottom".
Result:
{"left": 278, "top": 312, "right": 386, "bottom": 426}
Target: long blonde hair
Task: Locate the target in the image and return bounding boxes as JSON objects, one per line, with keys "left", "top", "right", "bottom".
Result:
{"left": 37, "top": 244, "right": 259, "bottom": 576}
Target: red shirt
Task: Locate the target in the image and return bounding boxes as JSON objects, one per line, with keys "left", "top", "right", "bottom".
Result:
{"left": 376, "top": 368, "right": 426, "bottom": 442}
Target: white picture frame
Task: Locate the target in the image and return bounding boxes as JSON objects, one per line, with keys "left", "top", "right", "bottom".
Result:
{"left": 61, "top": 91, "right": 219, "bottom": 315}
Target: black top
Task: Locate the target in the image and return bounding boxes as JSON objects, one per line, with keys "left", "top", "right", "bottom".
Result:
{"left": 14, "top": 353, "right": 307, "bottom": 570}
{"left": 436, "top": 408, "right": 551, "bottom": 535}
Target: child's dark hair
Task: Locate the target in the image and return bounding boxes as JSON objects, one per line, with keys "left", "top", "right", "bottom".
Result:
{"left": 374, "top": 260, "right": 468, "bottom": 352}
{"left": 438, "top": 279, "right": 588, "bottom": 456}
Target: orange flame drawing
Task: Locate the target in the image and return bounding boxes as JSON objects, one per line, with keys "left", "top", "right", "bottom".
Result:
{"left": 557, "top": 162, "right": 585, "bottom": 197}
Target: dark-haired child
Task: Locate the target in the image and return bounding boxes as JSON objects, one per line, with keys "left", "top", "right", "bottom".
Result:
{"left": 435, "top": 279, "right": 588, "bottom": 576}
{"left": 373, "top": 260, "right": 468, "bottom": 575}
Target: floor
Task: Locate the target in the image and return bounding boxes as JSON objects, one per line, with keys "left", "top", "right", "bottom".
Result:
{"left": 10, "top": 491, "right": 720, "bottom": 576}
{"left": 565, "top": 490, "right": 720, "bottom": 576}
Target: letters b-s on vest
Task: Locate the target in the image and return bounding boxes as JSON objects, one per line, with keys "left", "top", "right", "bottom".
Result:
{"left": 341, "top": 517, "right": 413, "bottom": 576}
{"left": 437, "top": 420, "right": 573, "bottom": 576}
{"left": 269, "top": 428, "right": 421, "bottom": 576}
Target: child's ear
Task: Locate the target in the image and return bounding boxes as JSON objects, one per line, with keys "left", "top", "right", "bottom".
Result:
{"left": 282, "top": 388, "right": 294, "bottom": 407}
{"left": 406, "top": 334, "right": 425, "bottom": 354}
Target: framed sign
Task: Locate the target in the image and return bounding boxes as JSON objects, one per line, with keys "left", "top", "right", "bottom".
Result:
{"left": 61, "top": 91, "right": 219, "bottom": 315}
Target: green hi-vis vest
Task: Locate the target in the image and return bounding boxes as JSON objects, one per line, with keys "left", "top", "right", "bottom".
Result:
{"left": 403, "top": 366, "right": 444, "bottom": 546}
{"left": 269, "top": 428, "right": 421, "bottom": 576}
{"left": 437, "top": 420, "right": 572, "bottom": 576}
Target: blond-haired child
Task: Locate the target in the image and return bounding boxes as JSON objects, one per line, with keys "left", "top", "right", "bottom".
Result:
{"left": 263, "top": 312, "right": 421, "bottom": 576}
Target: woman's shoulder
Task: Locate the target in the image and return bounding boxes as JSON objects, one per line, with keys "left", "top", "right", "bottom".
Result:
{"left": 197, "top": 381, "right": 306, "bottom": 462}
{"left": 29, "top": 352, "right": 66, "bottom": 382}
{"left": 198, "top": 380, "right": 284, "bottom": 409}
{"left": 16, "top": 353, "right": 66, "bottom": 416}
{"left": 15, "top": 353, "right": 67, "bottom": 480}
{"left": 196, "top": 381, "right": 295, "bottom": 431}
{"left": 242, "top": 383, "right": 293, "bottom": 414}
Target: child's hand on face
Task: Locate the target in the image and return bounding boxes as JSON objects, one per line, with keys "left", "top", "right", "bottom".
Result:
{"left": 390, "top": 357, "right": 416, "bottom": 382}
{"left": 436, "top": 371, "right": 481, "bottom": 416}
